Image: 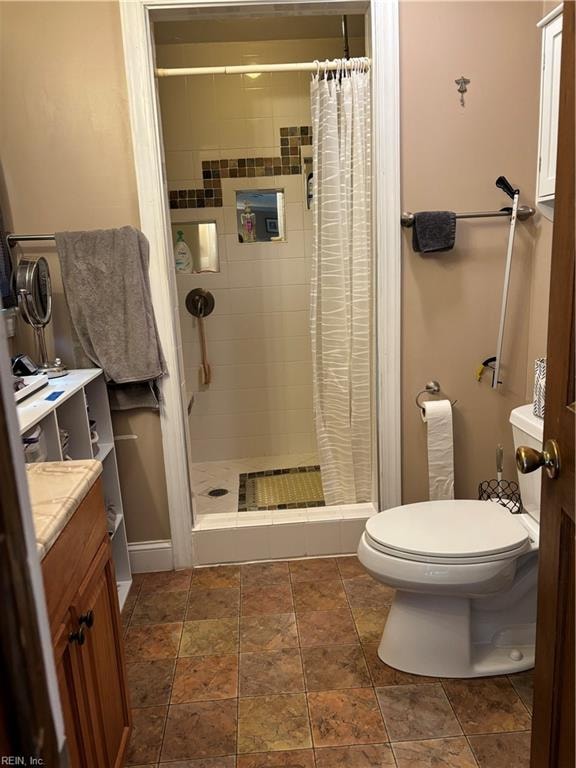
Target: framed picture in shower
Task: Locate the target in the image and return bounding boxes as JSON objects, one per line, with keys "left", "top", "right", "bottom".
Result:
{"left": 265, "top": 218, "right": 279, "bottom": 235}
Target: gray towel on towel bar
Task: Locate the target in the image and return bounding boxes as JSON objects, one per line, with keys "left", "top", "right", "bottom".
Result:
{"left": 412, "top": 211, "right": 456, "bottom": 253}
{"left": 55, "top": 226, "right": 166, "bottom": 410}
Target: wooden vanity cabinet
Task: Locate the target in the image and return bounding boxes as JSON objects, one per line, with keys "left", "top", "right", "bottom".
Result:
{"left": 53, "top": 614, "right": 93, "bottom": 765}
{"left": 42, "top": 479, "right": 131, "bottom": 767}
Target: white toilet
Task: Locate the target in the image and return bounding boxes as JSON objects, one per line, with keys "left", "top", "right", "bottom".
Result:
{"left": 357, "top": 404, "right": 543, "bottom": 678}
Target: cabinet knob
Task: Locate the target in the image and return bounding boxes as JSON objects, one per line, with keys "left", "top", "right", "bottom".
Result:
{"left": 79, "top": 610, "right": 94, "bottom": 628}
{"left": 69, "top": 627, "right": 85, "bottom": 646}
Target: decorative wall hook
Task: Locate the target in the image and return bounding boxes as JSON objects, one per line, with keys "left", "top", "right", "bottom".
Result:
{"left": 455, "top": 75, "right": 470, "bottom": 107}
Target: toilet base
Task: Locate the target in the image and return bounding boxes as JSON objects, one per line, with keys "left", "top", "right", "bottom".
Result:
{"left": 378, "top": 590, "right": 535, "bottom": 678}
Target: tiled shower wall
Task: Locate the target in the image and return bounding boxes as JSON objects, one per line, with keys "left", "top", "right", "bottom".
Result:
{"left": 172, "top": 181, "right": 315, "bottom": 462}
{"left": 156, "top": 37, "right": 364, "bottom": 462}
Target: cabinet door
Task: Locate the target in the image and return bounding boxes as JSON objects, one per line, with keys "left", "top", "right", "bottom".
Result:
{"left": 53, "top": 617, "right": 97, "bottom": 767}
{"left": 538, "top": 13, "right": 563, "bottom": 200}
{"left": 72, "top": 539, "right": 131, "bottom": 768}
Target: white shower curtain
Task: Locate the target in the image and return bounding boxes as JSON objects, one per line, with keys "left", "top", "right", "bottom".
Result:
{"left": 310, "top": 60, "right": 372, "bottom": 506}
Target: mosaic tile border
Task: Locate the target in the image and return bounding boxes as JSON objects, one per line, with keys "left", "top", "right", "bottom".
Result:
{"left": 169, "top": 125, "right": 312, "bottom": 209}
{"left": 238, "top": 465, "right": 325, "bottom": 512}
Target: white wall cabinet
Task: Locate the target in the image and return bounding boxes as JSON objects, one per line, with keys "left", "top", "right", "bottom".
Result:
{"left": 536, "top": 5, "right": 563, "bottom": 214}
{"left": 18, "top": 369, "right": 132, "bottom": 608}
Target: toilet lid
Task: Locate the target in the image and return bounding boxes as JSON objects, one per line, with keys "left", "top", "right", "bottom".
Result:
{"left": 366, "top": 500, "right": 529, "bottom": 560}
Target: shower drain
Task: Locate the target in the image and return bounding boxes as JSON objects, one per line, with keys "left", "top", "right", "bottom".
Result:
{"left": 208, "top": 488, "right": 229, "bottom": 497}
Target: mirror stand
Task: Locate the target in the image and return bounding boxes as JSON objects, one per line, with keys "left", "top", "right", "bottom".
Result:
{"left": 34, "top": 325, "right": 67, "bottom": 378}
{"left": 16, "top": 256, "right": 68, "bottom": 378}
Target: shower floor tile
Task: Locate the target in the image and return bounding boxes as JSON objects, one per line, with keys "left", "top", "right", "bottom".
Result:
{"left": 123, "top": 558, "right": 533, "bottom": 766}
{"left": 191, "top": 453, "right": 320, "bottom": 520}
{"left": 239, "top": 466, "right": 325, "bottom": 511}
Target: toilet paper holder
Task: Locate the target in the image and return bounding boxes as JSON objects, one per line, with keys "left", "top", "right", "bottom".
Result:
{"left": 415, "top": 381, "right": 458, "bottom": 415}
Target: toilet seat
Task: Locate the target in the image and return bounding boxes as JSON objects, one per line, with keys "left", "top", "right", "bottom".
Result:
{"left": 365, "top": 500, "right": 530, "bottom": 565}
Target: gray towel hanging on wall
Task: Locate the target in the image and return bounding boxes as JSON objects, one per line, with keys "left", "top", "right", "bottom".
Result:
{"left": 412, "top": 211, "right": 457, "bottom": 253}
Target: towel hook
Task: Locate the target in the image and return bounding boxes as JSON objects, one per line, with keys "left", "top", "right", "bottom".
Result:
{"left": 415, "top": 380, "right": 458, "bottom": 414}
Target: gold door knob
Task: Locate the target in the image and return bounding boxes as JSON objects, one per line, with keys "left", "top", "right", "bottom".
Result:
{"left": 516, "top": 439, "right": 561, "bottom": 479}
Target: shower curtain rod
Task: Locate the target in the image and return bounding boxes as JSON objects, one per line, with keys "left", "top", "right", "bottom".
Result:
{"left": 155, "top": 57, "right": 371, "bottom": 78}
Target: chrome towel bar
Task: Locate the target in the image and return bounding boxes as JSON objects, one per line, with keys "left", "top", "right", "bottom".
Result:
{"left": 401, "top": 205, "right": 535, "bottom": 228}
{"left": 6, "top": 233, "right": 55, "bottom": 247}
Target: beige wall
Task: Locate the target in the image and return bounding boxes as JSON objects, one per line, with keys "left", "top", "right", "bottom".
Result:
{"left": 157, "top": 37, "right": 363, "bottom": 462}
{"left": 0, "top": 1, "right": 170, "bottom": 543}
{"left": 400, "top": 1, "right": 545, "bottom": 502}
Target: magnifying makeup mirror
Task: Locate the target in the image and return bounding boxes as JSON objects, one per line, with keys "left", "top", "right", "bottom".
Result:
{"left": 16, "top": 257, "right": 67, "bottom": 378}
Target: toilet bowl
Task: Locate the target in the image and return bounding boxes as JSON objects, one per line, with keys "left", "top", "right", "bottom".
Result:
{"left": 358, "top": 404, "right": 543, "bottom": 678}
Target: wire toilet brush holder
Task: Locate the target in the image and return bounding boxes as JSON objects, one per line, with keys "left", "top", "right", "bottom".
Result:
{"left": 478, "top": 479, "right": 522, "bottom": 514}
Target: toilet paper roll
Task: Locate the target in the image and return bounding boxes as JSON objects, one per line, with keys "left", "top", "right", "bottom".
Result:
{"left": 422, "top": 399, "right": 454, "bottom": 501}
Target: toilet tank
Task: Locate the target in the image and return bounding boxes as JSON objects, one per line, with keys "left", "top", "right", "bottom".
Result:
{"left": 510, "top": 405, "right": 545, "bottom": 521}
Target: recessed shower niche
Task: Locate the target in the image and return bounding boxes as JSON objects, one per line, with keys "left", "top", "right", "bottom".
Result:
{"left": 170, "top": 221, "right": 219, "bottom": 273}
{"left": 235, "top": 189, "right": 286, "bottom": 243}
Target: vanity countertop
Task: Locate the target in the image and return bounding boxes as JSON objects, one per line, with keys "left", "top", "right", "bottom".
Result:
{"left": 26, "top": 460, "right": 103, "bottom": 559}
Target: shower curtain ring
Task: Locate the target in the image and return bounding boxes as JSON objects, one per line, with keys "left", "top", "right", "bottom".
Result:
{"left": 314, "top": 59, "right": 320, "bottom": 79}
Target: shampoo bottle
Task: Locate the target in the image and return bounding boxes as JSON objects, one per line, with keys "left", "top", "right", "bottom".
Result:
{"left": 174, "top": 230, "right": 192, "bottom": 272}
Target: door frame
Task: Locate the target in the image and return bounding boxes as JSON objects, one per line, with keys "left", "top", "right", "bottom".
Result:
{"left": 119, "top": 0, "right": 402, "bottom": 568}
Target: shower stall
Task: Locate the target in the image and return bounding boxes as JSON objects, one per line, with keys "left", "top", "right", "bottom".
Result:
{"left": 121, "top": 0, "right": 401, "bottom": 567}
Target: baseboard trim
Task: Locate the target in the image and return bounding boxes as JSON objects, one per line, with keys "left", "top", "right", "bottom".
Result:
{"left": 128, "top": 539, "right": 174, "bottom": 573}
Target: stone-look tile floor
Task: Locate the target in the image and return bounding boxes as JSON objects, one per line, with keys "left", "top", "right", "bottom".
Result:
{"left": 121, "top": 557, "right": 534, "bottom": 768}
